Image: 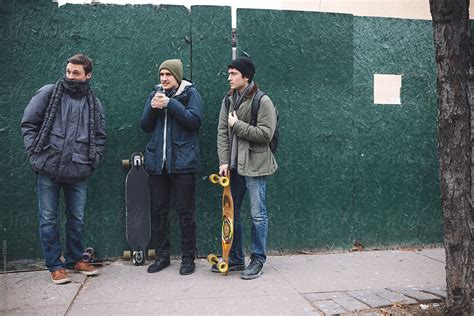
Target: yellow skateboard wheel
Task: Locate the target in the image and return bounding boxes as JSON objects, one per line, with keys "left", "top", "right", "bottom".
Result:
{"left": 209, "top": 174, "right": 219, "bottom": 184}
{"left": 207, "top": 254, "right": 218, "bottom": 264}
{"left": 123, "top": 250, "right": 131, "bottom": 260}
{"left": 217, "top": 259, "right": 228, "bottom": 273}
{"left": 219, "top": 176, "right": 229, "bottom": 187}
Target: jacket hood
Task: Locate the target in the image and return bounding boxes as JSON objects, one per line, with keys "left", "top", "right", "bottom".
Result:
{"left": 155, "top": 79, "right": 193, "bottom": 97}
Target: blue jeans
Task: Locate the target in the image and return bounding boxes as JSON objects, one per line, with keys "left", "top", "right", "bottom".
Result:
{"left": 37, "top": 174, "right": 87, "bottom": 272}
{"left": 229, "top": 170, "right": 268, "bottom": 264}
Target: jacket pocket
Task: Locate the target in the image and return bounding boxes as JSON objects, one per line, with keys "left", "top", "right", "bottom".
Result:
{"left": 30, "top": 144, "right": 61, "bottom": 175}
{"left": 173, "top": 140, "right": 197, "bottom": 170}
{"left": 245, "top": 144, "right": 269, "bottom": 174}
{"left": 66, "top": 152, "right": 93, "bottom": 180}
{"left": 144, "top": 143, "right": 158, "bottom": 172}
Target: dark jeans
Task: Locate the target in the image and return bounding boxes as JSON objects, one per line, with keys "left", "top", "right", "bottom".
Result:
{"left": 37, "top": 174, "right": 87, "bottom": 272}
{"left": 149, "top": 172, "right": 196, "bottom": 260}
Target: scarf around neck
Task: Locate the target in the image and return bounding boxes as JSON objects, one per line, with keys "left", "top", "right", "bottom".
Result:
{"left": 62, "top": 75, "right": 91, "bottom": 97}
{"left": 229, "top": 81, "right": 254, "bottom": 169}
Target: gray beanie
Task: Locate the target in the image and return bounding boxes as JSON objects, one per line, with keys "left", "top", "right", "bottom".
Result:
{"left": 159, "top": 59, "right": 183, "bottom": 83}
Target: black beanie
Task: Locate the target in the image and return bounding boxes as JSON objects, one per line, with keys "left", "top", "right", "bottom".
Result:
{"left": 228, "top": 57, "right": 255, "bottom": 82}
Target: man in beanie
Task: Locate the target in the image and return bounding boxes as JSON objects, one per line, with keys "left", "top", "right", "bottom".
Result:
{"left": 21, "top": 53, "right": 107, "bottom": 284}
{"left": 215, "top": 57, "right": 278, "bottom": 279}
{"left": 141, "top": 58, "right": 203, "bottom": 275}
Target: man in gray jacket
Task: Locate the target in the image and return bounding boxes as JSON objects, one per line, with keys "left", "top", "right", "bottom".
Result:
{"left": 21, "top": 53, "right": 106, "bottom": 284}
{"left": 215, "top": 57, "right": 278, "bottom": 280}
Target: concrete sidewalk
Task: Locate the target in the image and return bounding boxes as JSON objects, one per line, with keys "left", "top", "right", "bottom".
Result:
{"left": 1, "top": 248, "right": 446, "bottom": 315}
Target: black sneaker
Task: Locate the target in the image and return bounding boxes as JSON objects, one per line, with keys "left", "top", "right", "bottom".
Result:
{"left": 147, "top": 258, "right": 170, "bottom": 273}
{"left": 211, "top": 262, "right": 245, "bottom": 273}
{"left": 241, "top": 258, "right": 264, "bottom": 280}
{"left": 180, "top": 259, "right": 195, "bottom": 275}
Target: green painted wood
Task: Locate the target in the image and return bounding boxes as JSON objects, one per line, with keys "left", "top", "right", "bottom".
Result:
{"left": 352, "top": 17, "right": 441, "bottom": 247}
{"left": 1, "top": 0, "right": 191, "bottom": 262}
{"left": 190, "top": 5, "right": 232, "bottom": 256}
{"left": 236, "top": 10, "right": 441, "bottom": 251}
{"left": 237, "top": 9, "right": 355, "bottom": 251}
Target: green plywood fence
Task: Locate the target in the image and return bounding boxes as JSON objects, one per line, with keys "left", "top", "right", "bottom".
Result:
{"left": 352, "top": 18, "right": 440, "bottom": 246}
{"left": 237, "top": 10, "right": 355, "bottom": 251}
{"left": 0, "top": 0, "right": 442, "bottom": 266}
{"left": 237, "top": 10, "right": 441, "bottom": 250}
{"left": 189, "top": 5, "right": 233, "bottom": 254}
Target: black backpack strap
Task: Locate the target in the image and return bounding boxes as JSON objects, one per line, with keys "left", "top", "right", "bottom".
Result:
{"left": 250, "top": 90, "right": 266, "bottom": 126}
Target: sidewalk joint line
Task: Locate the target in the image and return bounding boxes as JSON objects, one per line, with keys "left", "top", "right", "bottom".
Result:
{"left": 415, "top": 252, "right": 444, "bottom": 264}
{"left": 64, "top": 275, "right": 90, "bottom": 315}
{"left": 267, "top": 261, "right": 323, "bottom": 314}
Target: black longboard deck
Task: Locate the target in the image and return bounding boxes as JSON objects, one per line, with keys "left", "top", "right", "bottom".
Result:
{"left": 125, "top": 153, "right": 151, "bottom": 251}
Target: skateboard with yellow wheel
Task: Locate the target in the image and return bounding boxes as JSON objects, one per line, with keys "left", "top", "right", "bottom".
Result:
{"left": 207, "top": 173, "right": 233, "bottom": 275}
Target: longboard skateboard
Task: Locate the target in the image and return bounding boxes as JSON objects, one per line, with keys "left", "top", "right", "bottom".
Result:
{"left": 122, "top": 152, "right": 153, "bottom": 265}
{"left": 207, "top": 173, "right": 233, "bottom": 275}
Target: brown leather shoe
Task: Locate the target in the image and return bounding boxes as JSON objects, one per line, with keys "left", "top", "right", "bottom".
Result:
{"left": 73, "top": 261, "right": 98, "bottom": 276}
{"left": 51, "top": 268, "right": 71, "bottom": 284}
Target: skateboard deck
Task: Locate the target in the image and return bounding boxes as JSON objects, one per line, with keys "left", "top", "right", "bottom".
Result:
{"left": 123, "top": 152, "right": 151, "bottom": 266}
{"left": 207, "top": 173, "right": 233, "bottom": 275}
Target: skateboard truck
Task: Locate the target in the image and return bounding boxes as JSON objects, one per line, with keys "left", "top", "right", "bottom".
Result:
{"left": 207, "top": 254, "right": 228, "bottom": 273}
{"left": 122, "top": 153, "right": 144, "bottom": 169}
{"left": 123, "top": 249, "right": 156, "bottom": 265}
{"left": 133, "top": 155, "right": 142, "bottom": 167}
{"left": 82, "top": 247, "right": 95, "bottom": 263}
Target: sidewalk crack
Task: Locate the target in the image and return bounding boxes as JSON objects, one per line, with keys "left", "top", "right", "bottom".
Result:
{"left": 416, "top": 251, "right": 445, "bottom": 264}
{"left": 64, "top": 276, "right": 90, "bottom": 315}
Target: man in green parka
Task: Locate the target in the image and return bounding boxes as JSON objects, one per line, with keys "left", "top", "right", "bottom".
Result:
{"left": 214, "top": 57, "right": 278, "bottom": 280}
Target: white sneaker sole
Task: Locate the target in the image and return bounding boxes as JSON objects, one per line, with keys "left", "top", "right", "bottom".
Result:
{"left": 51, "top": 277, "right": 71, "bottom": 284}
{"left": 77, "top": 269, "right": 98, "bottom": 276}
{"left": 241, "top": 270, "right": 263, "bottom": 280}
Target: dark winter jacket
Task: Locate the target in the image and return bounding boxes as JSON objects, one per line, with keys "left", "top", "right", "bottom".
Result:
{"left": 21, "top": 84, "right": 107, "bottom": 183}
{"left": 141, "top": 79, "right": 202, "bottom": 175}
